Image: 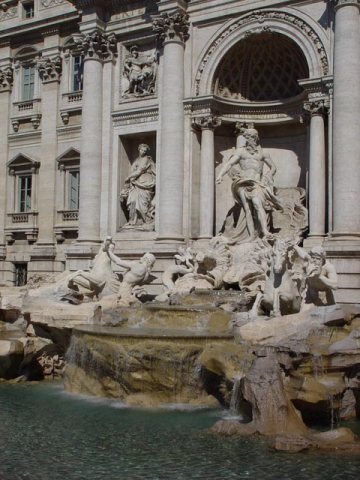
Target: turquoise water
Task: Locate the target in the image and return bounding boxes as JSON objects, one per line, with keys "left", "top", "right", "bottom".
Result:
{"left": 0, "top": 383, "right": 359, "bottom": 480}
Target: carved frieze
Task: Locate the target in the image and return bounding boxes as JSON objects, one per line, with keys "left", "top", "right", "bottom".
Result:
{"left": 121, "top": 45, "right": 158, "bottom": 97}
{"left": 41, "top": 0, "right": 66, "bottom": 7}
{"left": 73, "top": 30, "right": 117, "bottom": 61}
{"left": 0, "top": 66, "right": 13, "bottom": 92}
{"left": 0, "top": 5, "right": 17, "bottom": 22}
{"left": 152, "top": 10, "right": 190, "bottom": 44}
{"left": 195, "top": 10, "right": 329, "bottom": 95}
{"left": 37, "top": 56, "right": 62, "bottom": 83}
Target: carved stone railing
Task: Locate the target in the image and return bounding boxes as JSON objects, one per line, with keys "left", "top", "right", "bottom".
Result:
{"left": 60, "top": 92, "right": 83, "bottom": 124}
{"left": 54, "top": 209, "right": 79, "bottom": 242}
{"left": 61, "top": 210, "right": 79, "bottom": 221}
{"left": 5, "top": 211, "right": 39, "bottom": 243}
{"left": 11, "top": 98, "right": 42, "bottom": 131}
{"left": 64, "top": 92, "right": 82, "bottom": 103}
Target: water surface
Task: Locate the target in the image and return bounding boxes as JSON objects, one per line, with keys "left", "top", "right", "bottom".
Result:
{"left": 0, "top": 383, "right": 359, "bottom": 480}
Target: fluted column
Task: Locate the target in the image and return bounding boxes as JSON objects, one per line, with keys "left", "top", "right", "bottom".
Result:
{"left": 74, "top": 30, "right": 117, "bottom": 243}
{"left": 153, "top": 10, "right": 189, "bottom": 241}
{"left": 332, "top": 0, "right": 360, "bottom": 237}
{"left": 304, "top": 99, "right": 327, "bottom": 240}
{"left": 194, "top": 115, "right": 221, "bottom": 239}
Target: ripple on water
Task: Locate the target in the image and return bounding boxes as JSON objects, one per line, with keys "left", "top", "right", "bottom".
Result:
{"left": 0, "top": 383, "right": 360, "bottom": 480}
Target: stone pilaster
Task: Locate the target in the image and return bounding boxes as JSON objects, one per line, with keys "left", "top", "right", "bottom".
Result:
{"left": 304, "top": 98, "right": 327, "bottom": 243}
{"left": 0, "top": 62, "right": 12, "bottom": 274}
{"left": 332, "top": 0, "right": 360, "bottom": 238}
{"left": 193, "top": 115, "right": 221, "bottom": 239}
{"left": 153, "top": 9, "right": 189, "bottom": 241}
{"left": 73, "top": 29, "right": 117, "bottom": 244}
{"left": 35, "top": 54, "right": 62, "bottom": 247}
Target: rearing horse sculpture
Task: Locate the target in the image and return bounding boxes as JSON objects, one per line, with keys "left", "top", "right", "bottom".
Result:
{"left": 250, "top": 237, "right": 301, "bottom": 317}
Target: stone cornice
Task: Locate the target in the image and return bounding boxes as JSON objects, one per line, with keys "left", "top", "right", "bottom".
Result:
{"left": 152, "top": 9, "right": 190, "bottom": 45}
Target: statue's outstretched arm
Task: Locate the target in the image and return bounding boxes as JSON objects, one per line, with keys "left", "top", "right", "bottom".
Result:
{"left": 107, "top": 249, "right": 133, "bottom": 270}
{"left": 216, "top": 153, "right": 241, "bottom": 183}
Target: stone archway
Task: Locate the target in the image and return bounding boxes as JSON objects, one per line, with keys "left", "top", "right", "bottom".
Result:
{"left": 213, "top": 32, "right": 309, "bottom": 102}
{"left": 195, "top": 8, "right": 329, "bottom": 97}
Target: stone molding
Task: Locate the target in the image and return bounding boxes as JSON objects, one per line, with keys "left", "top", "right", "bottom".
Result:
{"left": 0, "top": 66, "right": 13, "bottom": 92}
{"left": 112, "top": 106, "right": 158, "bottom": 127}
{"left": 73, "top": 30, "right": 117, "bottom": 61}
{"left": 335, "top": 0, "right": 360, "bottom": 10}
{"left": 192, "top": 115, "right": 221, "bottom": 130}
{"left": 195, "top": 9, "right": 329, "bottom": 96}
{"left": 152, "top": 9, "right": 190, "bottom": 44}
{"left": 37, "top": 56, "right": 62, "bottom": 83}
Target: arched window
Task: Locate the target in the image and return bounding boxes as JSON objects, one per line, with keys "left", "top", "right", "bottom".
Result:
{"left": 213, "top": 32, "right": 309, "bottom": 102}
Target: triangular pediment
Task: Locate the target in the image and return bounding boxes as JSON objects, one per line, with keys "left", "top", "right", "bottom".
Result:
{"left": 7, "top": 153, "right": 40, "bottom": 172}
{"left": 56, "top": 148, "right": 80, "bottom": 164}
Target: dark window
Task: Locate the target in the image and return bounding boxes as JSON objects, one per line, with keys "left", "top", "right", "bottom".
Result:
{"left": 72, "top": 56, "right": 84, "bottom": 92}
{"left": 22, "top": 65, "right": 35, "bottom": 100}
{"left": 69, "top": 170, "right": 80, "bottom": 210}
{"left": 14, "top": 263, "right": 27, "bottom": 287}
{"left": 18, "top": 175, "right": 32, "bottom": 213}
{"left": 23, "top": 2, "right": 34, "bottom": 19}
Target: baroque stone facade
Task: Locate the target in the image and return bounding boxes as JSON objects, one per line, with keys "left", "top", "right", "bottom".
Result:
{"left": 0, "top": 0, "right": 359, "bottom": 303}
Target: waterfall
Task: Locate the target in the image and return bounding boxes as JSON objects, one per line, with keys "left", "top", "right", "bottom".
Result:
{"left": 230, "top": 377, "right": 242, "bottom": 413}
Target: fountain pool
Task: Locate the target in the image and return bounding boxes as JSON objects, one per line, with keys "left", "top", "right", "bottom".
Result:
{"left": 0, "top": 382, "right": 360, "bottom": 480}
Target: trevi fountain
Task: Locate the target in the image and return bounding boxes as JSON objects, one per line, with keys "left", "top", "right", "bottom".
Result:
{"left": 1, "top": 127, "right": 360, "bottom": 479}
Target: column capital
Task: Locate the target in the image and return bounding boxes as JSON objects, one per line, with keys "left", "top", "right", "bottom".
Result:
{"left": 335, "top": 0, "right": 360, "bottom": 10}
{"left": 73, "top": 30, "right": 117, "bottom": 61}
{"left": 37, "top": 56, "right": 62, "bottom": 84}
{"left": 0, "top": 66, "right": 13, "bottom": 93}
{"left": 152, "top": 9, "right": 190, "bottom": 45}
{"left": 304, "top": 98, "right": 329, "bottom": 116}
{"left": 192, "top": 115, "right": 221, "bottom": 131}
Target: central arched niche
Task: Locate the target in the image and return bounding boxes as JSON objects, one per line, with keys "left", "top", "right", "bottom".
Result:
{"left": 213, "top": 32, "right": 309, "bottom": 102}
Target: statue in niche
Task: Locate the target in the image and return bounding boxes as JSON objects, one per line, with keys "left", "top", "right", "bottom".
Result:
{"left": 122, "top": 45, "right": 157, "bottom": 97}
{"left": 216, "top": 127, "right": 283, "bottom": 243}
{"left": 107, "top": 244, "right": 156, "bottom": 306}
{"left": 120, "top": 143, "right": 156, "bottom": 230}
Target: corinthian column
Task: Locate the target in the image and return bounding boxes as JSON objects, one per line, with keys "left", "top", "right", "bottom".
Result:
{"left": 304, "top": 99, "right": 327, "bottom": 241}
{"left": 74, "top": 30, "right": 117, "bottom": 243}
{"left": 194, "top": 115, "right": 221, "bottom": 239}
{"left": 332, "top": 0, "right": 360, "bottom": 237}
{"left": 153, "top": 10, "right": 189, "bottom": 241}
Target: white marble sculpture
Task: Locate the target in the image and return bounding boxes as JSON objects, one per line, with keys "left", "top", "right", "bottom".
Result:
{"left": 294, "top": 245, "right": 338, "bottom": 307}
{"left": 107, "top": 245, "right": 156, "bottom": 306}
{"left": 120, "top": 143, "right": 156, "bottom": 229}
{"left": 216, "top": 127, "right": 283, "bottom": 243}
{"left": 122, "top": 45, "right": 157, "bottom": 96}
{"left": 66, "top": 237, "right": 114, "bottom": 301}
